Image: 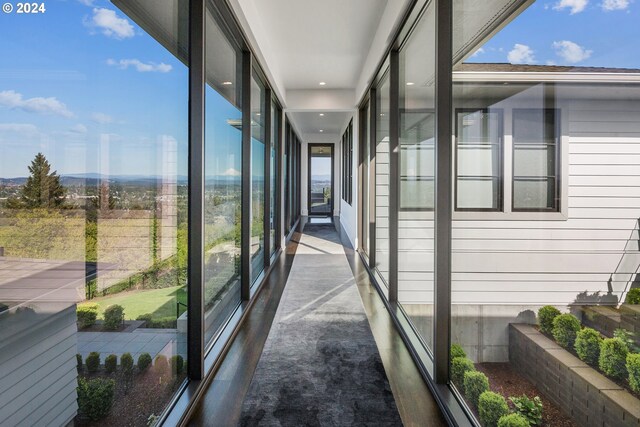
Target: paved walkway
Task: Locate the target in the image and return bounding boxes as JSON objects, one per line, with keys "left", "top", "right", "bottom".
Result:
{"left": 77, "top": 328, "right": 186, "bottom": 362}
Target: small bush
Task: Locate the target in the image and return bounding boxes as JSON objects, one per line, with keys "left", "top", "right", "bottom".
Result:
{"left": 136, "top": 313, "right": 177, "bottom": 329}
{"left": 138, "top": 353, "right": 152, "bottom": 372}
{"left": 613, "top": 328, "right": 639, "bottom": 353}
{"left": 599, "top": 338, "right": 629, "bottom": 380}
{"left": 103, "top": 304, "right": 124, "bottom": 330}
{"left": 626, "top": 288, "right": 640, "bottom": 304}
{"left": 76, "top": 354, "right": 83, "bottom": 372}
{"left": 463, "top": 370, "right": 489, "bottom": 407}
{"left": 538, "top": 306, "right": 561, "bottom": 335}
{"left": 77, "top": 377, "right": 115, "bottom": 421}
{"left": 121, "top": 352, "right": 134, "bottom": 374}
{"left": 154, "top": 354, "right": 169, "bottom": 372}
{"left": 77, "top": 304, "right": 98, "bottom": 329}
{"left": 451, "top": 343, "right": 466, "bottom": 360}
{"left": 575, "top": 327, "right": 602, "bottom": 365}
{"left": 510, "top": 395, "right": 543, "bottom": 426}
{"left": 478, "top": 391, "right": 509, "bottom": 427}
{"left": 627, "top": 353, "right": 640, "bottom": 393}
{"left": 170, "top": 355, "right": 184, "bottom": 375}
{"left": 497, "top": 413, "right": 529, "bottom": 427}
{"left": 552, "top": 313, "right": 581, "bottom": 349}
{"left": 105, "top": 354, "right": 117, "bottom": 374}
{"left": 451, "top": 357, "right": 476, "bottom": 385}
{"left": 86, "top": 352, "right": 101, "bottom": 373}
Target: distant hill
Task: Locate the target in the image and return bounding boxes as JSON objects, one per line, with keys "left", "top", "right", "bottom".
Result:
{"left": 311, "top": 175, "right": 332, "bottom": 181}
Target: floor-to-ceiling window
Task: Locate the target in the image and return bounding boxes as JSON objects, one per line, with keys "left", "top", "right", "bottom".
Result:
{"left": 397, "top": 4, "right": 436, "bottom": 353}
{"left": 0, "top": 2, "right": 189, "bottom": 425}
{"left": 375, "top": 70, "right": 391, "bottom": 287}
{"left": 203, "top": 5, "right": 243, "bottom": 346}
{"left": 250, "top": 74, "right": 266, "bottom": 283}
{"left": 269, "top": 101, "right": 279, "bottom": 256}
{"left": 360, "top": 101, "right": 370, "bottom": 256}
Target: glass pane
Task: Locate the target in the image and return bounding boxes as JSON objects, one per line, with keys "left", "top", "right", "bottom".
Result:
{"left": 0, "top": 2, "right": 188, "bottom": 424}
{"left": 362, "top": 103, "right": 370, "bottom": 254}
{"left": 451, "top": 1, "right": 640, "bottom": 424}
{"left": 398, "top": 4, "right": 436, "bottom": 353}
{"left": 457, "top": 146, "right": 497, "bottom": 176}
{"left": 375, "top": 73, "right": 390, "bottom": 284}
{"left": 456, "top": 178, "right": 499, "bottom": 209}
{"left": 513, "top": 178, "right": 555, "bottom": 210}
{"left": 269, "top": 103, "right": 277, "bottom": 256}
{"left": 204, "top": 9, "right": 242, "bottom": 346}
{"left": 250, "top": 76, "right": 265, "bottom": 283}
{"left": 513, "top": 145, "right": 553, "bottom": 177}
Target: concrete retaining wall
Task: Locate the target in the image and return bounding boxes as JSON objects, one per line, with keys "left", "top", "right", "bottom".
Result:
{"left": 509, "top": 323, "right": 640, "bottom": 427}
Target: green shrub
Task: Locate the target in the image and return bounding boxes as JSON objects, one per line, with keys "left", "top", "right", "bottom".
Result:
{"left": 575, "top": 327, "right": 602, "bottom": 365}
{"left": 76, "top": 354, "right": 83, "bottom": 372}
{"left": 105, "top": 354, "right": 117, "bottom": 374}
{"left": 463, "top": 370, "right": 489, "bottom": 407}
{"left": 478, "top": 391, "right": 509, "bottom": 427}
{"left": 599, "top": 338, "right": 629, "bottom": 380}
{"left": 77, "top": 377, "right": 115, "bottom": 421}
{"left": 552, "top": 313, "right": 581, "bottom": 348}
{"left": 538, "top": 306, "right": 561, "bottom": 334}
{"left": 103, "top": 304, "right": 124, "bottom": 330}
{"left": 170, "top": 355, "right": 184, "bottom": 375}
{"left": 497, "top": 413, "right": 529, "bottom": 427}
{"left": 154, "top": 354, "right": 169, "bottom": 372}
{"left": 627, "top": 353, "right": 640, "bottom": 393}
{"left": 510, "top": 395, "right": 543, "bottom": 426}
{"left": 613, "top": 328, "right": 639, "bottom": 353}
{"left": 121, "top": 352, "right": 134, "bottom": 374}
{"left": 77, "top": 303, "right": 98, "bottom": 329}
{"left": 451, "top": 357, "right": 476, "bottom": 385}
{"left": 451, "top": 343, "right": 466, "bottom": 360}
{"left": 86, "top": 352, "right": 100, "bottom": 373}
{"left": 136, "top": 313, "right": 177, "bottom": 329}
{"left": 138, "top": 353, "right": 152, "bottom": 372}
{"left": 626, "top": 288, "right": 640, "bottom": 304}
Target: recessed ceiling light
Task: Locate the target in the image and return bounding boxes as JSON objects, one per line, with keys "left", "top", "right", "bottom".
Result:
{"left": 319, "top": 113, "right": 325, "bottom": 116}
{"left": 222, "top": 81, "right": 233, "bottom": 85}
{"left": 406, "top": 82, "right": 415, "bottom": 86}
{"left": 256, "top": 113, "right": 261, "bottom": 116}
{"left": 319, "top": 129, "right": 324, "bottom": 132}
{"left": 319, "top": 82, "right": 326, "bottom": 86}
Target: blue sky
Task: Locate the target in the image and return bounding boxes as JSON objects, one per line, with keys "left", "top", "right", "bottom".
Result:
{"left": 468, "top": 0, "right": 640, "bottom": 68}
{"left": 1, "top": 0, "right": 638, "bottom": 178}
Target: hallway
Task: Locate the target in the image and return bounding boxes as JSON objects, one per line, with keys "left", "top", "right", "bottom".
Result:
{"left": 189, "top": 221, "right": 445, "bottom": 426}
{"left": 239, "top": 222, "right": 400, "bottom": 425}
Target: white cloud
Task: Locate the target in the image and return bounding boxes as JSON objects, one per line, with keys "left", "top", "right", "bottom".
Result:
{"left": 507, "top": 44, "right": 536, "bottom": 64}
{"left": 91, "top": 112, "right": 113, "bottom": 124}
{"left": 553, "top": 0, "right": 589, "bottom": 13}
{"left": 222, "top": 168, "right": 241, "bottom": 177}
{"left": 0, "top": 123, "right": 39, "bottom": 135}
{"left": 602, "top": 0, "right": 630, "bottom": 10}
{"left": 0, "top": 90, "right": 74, "bottom": 118}
{"left": 107, "top": 59, "right": 172, "bottom": 73}
{"left": 88, "top": 8, "right": 134, "bottom": 39}
{"left": 69, "top": 124, "right": 88, "bottom": 133}
{"left": 471, "top": 48, "right": 485, "bottom": 58}
{"left": 553, "top": 40, "right": 593, "bottom": 63}
{"left": 77, "top": 0, "right": 95, "bottom": 5}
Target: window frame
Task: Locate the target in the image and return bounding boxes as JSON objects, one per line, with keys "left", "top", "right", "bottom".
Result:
{"left": 511, "top": 107, "right": 561, "bottom": 213}
{"left": 454, "top": 107, "right": 504, "bottom": 212}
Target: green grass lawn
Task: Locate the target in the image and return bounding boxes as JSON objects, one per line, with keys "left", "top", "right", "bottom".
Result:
{"left": 86, "top": 286, "right": 187, "bottom": 321}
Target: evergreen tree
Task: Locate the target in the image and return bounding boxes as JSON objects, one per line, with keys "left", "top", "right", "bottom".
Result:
{"left": 14, "top": 153, "right": 66, "bottom": 208}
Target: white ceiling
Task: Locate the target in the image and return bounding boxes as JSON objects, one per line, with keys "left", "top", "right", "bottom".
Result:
{"left": 232, "top": 0, "right": 410, "bottom": 141}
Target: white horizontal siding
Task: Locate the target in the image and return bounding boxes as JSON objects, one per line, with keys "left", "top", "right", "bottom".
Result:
{"left": 398, "top": 100, "right": 640, "bottom": 306}
{"left": 0, "top": 306, "right": 78, "bottom": 426}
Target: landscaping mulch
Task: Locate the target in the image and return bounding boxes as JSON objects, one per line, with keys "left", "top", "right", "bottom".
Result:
{"left": 476, "top": 363, "right": 577, "bottom": 427}
{"left": 76, "top": 368, "right": 186, "bottom": 427}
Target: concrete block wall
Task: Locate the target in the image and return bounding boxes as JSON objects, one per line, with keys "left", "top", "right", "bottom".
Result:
{"left": 509, "top": 324, "right": 640, "bottom": 427}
